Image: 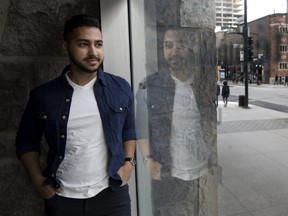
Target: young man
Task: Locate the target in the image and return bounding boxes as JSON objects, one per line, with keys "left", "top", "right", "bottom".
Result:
{"left": 221, "top": 80, "right": 230, "bottom": 107}
{"left": 136, "top": 27, "right": 211, "bottom": 215}
{"left": 15, "top": 14, "right": 136, "bottom": 216}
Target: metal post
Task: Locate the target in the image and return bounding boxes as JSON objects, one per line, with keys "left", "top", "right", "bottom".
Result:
{"left": 243, "top": 0, "right": 249, "bottom": 108}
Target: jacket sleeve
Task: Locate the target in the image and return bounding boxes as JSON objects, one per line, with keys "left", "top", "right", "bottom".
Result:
{"left": 15, "top": 90, "right": 43, "bottom": 158}
{"left": 121, "top": 83, "right": 137, "bottom": 142}
{"left": 135, "top": 81, "right": 149, "bottom": 139}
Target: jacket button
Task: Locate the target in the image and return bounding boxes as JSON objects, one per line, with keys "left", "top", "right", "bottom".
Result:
{"left": 61, "top": 135, "right": 65, "bottom": 139}
{"left": 43, "top": 115, "right": 47, "bottom": 119}
{"left": 51, "top": 173, "right": 55, "bottom": 177}
{"left": 119, "top": 107, "right": 123, "bottom": 111}
{"left": 66, "top": 98, "right": 70, "bottom": 102}
{"left": 62, "top": 115, "right": 66, "bottom": 120}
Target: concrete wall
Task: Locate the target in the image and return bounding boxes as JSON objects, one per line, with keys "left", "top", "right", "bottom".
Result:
{"left": 0, "top": 0, "right": 99, "bottom": 215}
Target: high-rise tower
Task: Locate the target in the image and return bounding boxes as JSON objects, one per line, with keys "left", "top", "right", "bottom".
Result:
{"left": 215, "top": 0, "right": 243, "bottom": 30}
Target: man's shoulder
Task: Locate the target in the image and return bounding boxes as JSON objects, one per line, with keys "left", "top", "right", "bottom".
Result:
{"left": 146, "top": 70, "right": 169, "bottom": 83}
{"left": 30, "top": 76, "right": 63, "bottom": 96}
{"left": 103, "top": 71, "right": 131, "bottom": 89}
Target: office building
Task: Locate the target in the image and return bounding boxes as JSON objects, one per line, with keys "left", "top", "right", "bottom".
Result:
{"left": 215, "top": 0, "right": 243, "bottom": 30}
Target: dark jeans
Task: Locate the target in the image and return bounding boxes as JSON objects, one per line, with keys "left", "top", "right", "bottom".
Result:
{"left": 45, "top": 185, "right": 131, "bottom": 216}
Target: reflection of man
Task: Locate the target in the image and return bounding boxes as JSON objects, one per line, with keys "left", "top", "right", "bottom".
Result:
{"left": 136, "top": 28, "right": 209, "bottom": 215}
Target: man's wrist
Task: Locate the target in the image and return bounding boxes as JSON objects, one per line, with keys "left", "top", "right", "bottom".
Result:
{"left": 143, "top": 154, "right": 152, "bottom": 165}
{"left": 125, "top": 157, "right": 136, "bottom": 166}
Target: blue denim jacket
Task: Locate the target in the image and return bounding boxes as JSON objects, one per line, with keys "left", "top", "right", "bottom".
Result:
{"left": 16, "top": 65, "right": 136, "bottom": 189}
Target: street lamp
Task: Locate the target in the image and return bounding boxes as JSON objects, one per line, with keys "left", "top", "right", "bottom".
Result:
{"left": 243, "top": 0, "right": 249, "bottom": 108}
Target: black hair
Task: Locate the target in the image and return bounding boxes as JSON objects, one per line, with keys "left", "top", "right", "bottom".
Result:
{"left": 64, "top": 14, "right": 101, "bottom": 40}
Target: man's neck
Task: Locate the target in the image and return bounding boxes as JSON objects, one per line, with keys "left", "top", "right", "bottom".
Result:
{"left": 68, "top": 70, "right": 97, "bottom": 86}
{"left": 170, "top": 69, "right": 192, "bottom": 82}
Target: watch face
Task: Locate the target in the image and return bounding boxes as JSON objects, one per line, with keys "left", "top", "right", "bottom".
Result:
{"left": 125, "top": 157, "right": 136, "bottom": 166}
{"left": 131, "top": 158, "right": 136, "bottom": 166}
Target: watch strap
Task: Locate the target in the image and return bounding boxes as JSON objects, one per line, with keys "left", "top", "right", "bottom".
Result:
{"left": 125, "top": 157, "right": 136, "bottom": 166}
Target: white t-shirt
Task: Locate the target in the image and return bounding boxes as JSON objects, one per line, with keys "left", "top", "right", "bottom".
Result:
{"left": 56, "top": 74, "right": 109, "bottom": 198}
{"left": 170, "top": 76, "right": 208, "bottom": 181}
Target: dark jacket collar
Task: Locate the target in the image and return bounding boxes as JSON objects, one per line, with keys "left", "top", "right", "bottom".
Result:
{"left": 60, "top": 65, "right": 107, "bottom": 87}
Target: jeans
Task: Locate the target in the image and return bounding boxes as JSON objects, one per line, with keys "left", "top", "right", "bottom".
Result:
{"left": 45, "top": 185, "right": 131, "bottom": 216}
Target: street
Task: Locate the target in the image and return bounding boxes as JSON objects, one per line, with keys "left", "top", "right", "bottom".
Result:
{"left": 225, "top": 83, "right": 288, "bottom": 111}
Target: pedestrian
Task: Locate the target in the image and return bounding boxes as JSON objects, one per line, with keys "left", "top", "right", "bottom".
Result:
{"left": 285, "top": 75, "right": 288, "bottom": 86}
{"left": 15, "top": 14, "right": 136, "bottom": 216}
{"left": 221, "top": 80, "right": 230, "bottom": 107}
{"left": 274, "top": 74, "right": 278, "bottom": 85}
{"left": 136, "top": 27, "right": 211, "bottom": 215}
{"left": 215, "top": 83, "right": 220, "bottom": 107}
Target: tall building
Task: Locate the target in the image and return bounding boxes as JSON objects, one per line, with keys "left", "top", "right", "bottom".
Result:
{"left": 215, "top": 0, "right": 243, "bottom": 30}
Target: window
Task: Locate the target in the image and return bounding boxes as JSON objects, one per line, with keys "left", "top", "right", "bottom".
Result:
{"left": 279, "top": 62, "right": 288, "bottom": 69}
{"left": 279, "top": 26, "right": 288, "bottom": 34}
{"left": 279, "top": 45, "right": 288, "bottom": 52}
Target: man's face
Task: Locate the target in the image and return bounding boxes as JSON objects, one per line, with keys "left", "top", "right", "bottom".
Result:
{"left": 163, "top": 29, "right": 191, "bottom": 72}
{"left": 63, "top": 26, "right": 104, "bottom": 74}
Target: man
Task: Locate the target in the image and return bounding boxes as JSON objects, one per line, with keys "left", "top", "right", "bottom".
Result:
{"left": 215, "top": 83, "right": 220, "bottom": 107}
{"left": 15, "top": 14, "right": 136, "bottom": 216}
{"left": 221, "top": 80, "right": 230, "bottom": 107}
{"left": 136, "top": 27, "right": 211, "bottom": 215}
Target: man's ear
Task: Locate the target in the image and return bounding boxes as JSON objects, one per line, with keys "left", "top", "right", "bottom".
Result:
{"left": 62, "top": 41, "right": 68, "bottom": 54}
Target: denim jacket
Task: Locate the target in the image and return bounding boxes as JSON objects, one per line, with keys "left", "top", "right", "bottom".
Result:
{"left": 16, "top": 65, "right": 136, "bottom": 189}
{"left": 136, "top": 69, "right": 211, "bottom": 176}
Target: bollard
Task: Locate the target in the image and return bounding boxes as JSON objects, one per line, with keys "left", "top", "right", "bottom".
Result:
{"left": 238, "top": 95, "right": 245, "bottom": 107}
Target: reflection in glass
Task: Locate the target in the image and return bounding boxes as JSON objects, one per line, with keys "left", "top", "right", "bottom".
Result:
{"left": 136, "top": 27, "right": 214, "bottom": 215}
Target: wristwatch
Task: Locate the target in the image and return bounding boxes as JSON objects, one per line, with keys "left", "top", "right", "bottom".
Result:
{"left": 125, "top": 157, "right": 136, "bottom": 166}
{"left": 143, "top": 154, "right": 152, "bottom": 165}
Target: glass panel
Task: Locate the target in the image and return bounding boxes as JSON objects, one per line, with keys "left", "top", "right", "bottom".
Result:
{"left": 129, "top": 1, "right": 218, "bottom": 215}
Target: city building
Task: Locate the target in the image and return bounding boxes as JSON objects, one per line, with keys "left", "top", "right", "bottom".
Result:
{"left": 216, "top": 13, "right": 288, "bottom": 84}
{"left": 249, "top": 13, "right": 288, "bottom": 84}
{"left": 215, "top": 0, "right": 243, "bottom": 30}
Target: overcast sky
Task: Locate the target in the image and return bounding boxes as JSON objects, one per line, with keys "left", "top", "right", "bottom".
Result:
{"left": 247, "top": 0, "right": 287, "bottom": 21}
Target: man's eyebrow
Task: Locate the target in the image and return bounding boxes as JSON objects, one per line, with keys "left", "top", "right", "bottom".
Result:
{"left": 76, "top": 39, "right": 103, "bottom": 43}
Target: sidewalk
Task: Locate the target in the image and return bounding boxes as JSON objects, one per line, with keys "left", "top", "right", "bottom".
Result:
{"left": 217, "top": 101, "right": 288, "bottom": 216}
{"left": 224, "top": 81, "right": 288, "bottom": 89}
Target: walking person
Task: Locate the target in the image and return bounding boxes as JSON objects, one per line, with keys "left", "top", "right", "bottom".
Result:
{"left": 15, "top": 14, "right": 136, "bottom": 216}
{"left": 274, "top": 74, "right": 278, "bottom": 85}
{"left": 215, "top": 83, "right": 220, "bottom": 107}
{"left": 221, "top": 80, "right": 230, "bottom": 107}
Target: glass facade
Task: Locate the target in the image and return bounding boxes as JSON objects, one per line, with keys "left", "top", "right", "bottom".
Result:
{"left": 129, "top": 1, "right": 218, "bottom": 215}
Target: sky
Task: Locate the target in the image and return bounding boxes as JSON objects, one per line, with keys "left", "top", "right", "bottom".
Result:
{"left": 247, "top": 0, "right": 287, "bottom": 22}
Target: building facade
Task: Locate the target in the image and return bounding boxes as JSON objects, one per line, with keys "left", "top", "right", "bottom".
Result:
{"left": 217, "top": 13, "right": 288, "bottom": 84}
{"left": 215, "top": 0, "right": 243, "bottom": 30}
{"left": 249, "top": 13, "right": 288, "bottom": 84}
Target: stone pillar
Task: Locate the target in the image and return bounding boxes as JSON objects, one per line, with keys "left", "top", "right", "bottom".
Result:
{"left": 143, "top": 0, "right": 218, "bottom": 215}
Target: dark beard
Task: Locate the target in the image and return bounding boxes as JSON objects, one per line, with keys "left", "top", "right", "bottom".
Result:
{"left": 68, "top": 53, "right": 98, "bottom": 74}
